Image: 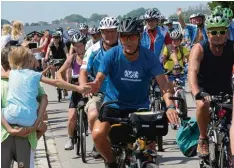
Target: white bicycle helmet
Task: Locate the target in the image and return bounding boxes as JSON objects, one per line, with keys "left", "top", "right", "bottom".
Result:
{"left": 67, "top": 29, "right": 77, "bottom": 37}
{"left": 190, "top": 14, "right": 196, "bottom": 19}
{"left": 71, "top": 32, "right": 86, "bottom": 43}
{"left": 99, "top": 17, "right": 119, "bottom": 29}
{"left": 144, "top": 8, "right": 161, "bottom": 20}
{"left": 170, "top": 28, "right": 183, "bottom": 40}
{"left": 79, "top": 23, "right": 88, "bottom": 30}
{"left": 88, "top": 26, "right": 100, "bottom": 35}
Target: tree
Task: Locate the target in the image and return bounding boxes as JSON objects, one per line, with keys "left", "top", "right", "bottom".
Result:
{"left": 88, "top": 13, "right": 108, "bottom": 22}
{"left": 24, "top": 23, "right": 29, "bottom": 26}
{"left": 52, "top": 19, "right": 60, "bottom": 24}
{"left": 208, "top": 1, "right": 234, "bottom": 14}
{"left": 38, "top": 21, "right": 49, "bottom": 26}
{"left": 1, "top": 19, "right": 10, "bottom": 25}
{"left": 30, "top": 23, "right": 39, "bottom": 26}
{"left": 64, "top": 14, "right": 87, "bottom": 23}
{"left": 123, "top": 7, "right": 147, "bottom": 18}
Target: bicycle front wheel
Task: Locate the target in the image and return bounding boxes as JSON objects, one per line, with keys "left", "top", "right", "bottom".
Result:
{"left": 80, "top": 108, "right": 87, "bottom": 163}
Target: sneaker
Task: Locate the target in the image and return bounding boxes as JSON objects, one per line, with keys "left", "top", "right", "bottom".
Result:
{"left": 90, "top": 145, "right": 101, "bottom": 159}
{"left": 197, "top": 138, "right": 209, "bottom": 158}
{"left": 64, "top": 138, "right": 74, "bottom": 150}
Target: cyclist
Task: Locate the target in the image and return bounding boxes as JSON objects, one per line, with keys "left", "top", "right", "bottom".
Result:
{"left": 141, "top": 8, "right": 172, "bottom": 60}
{"left": 188, "top": 13, "right": 234, "bottom": 158}
{"left": 79, "top": 16, "right": 120, "bottom": 158}
{"left": 79, "top": 23, "right": 89, "bottom": 42}
{"left": 177, "top": 8, "right": 208, "bottom": 48}
{"left": 66, "top": 28, "right": 78, "bottom": 51}
{"left": 44, "top": 32, "right": 69, "bottom": 79}
{"left": 56, "top": 32, "right": 87, "bottom": 150}
{"left": 85, "top": 26, "right": 102, "bottom": 50}
{"left": 164, "top": 19, "right": 174, "bottom": 33}
{"left": 87, "top": 17, "right": 178, "bottom": 168}
{"left": 189, "top": 14, "right": 197, "bottom": 25}
{"left": 162, "top": 28, "right": 189, "bottom": 72}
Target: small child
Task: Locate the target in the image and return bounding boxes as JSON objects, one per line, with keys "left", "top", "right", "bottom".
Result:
{"left": 2, "top": 46, "right": 91, "bottom": 135}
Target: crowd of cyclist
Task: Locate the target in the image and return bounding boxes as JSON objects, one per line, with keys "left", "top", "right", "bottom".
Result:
{"left": 1, "top": 5, "right": 234, "bottom": 168}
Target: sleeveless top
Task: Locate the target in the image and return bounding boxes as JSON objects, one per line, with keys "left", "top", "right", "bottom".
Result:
{"left": 50, "top": 41, "right": 66, "bottom": 59}
{"left": 198, "top": 40, "right": 234, "bottom": 95}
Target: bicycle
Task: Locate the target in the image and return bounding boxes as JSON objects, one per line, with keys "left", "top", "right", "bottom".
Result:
{"left": 149, "top": 79, "right": 166, "bottom": 152}
{"left": 196, "top": 93, "right": 233, "bottom": 168}
{"left": 74, "top": 97, "right": 89, "bottom": 163}
{"left": 166, "top": 70, "right": 188, "bottom": 129}
{"left": 48, "top": 59, "right": 65, "bottom": 102}
{"left": 99, "top": 100, "right": 169, "bottom": 168}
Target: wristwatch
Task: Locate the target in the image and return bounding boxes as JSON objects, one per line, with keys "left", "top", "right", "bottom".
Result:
{"left": 167, "top": 104, "right": 176, "bottom": 110}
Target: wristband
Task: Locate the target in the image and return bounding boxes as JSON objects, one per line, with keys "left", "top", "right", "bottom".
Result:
{"left": 167, "top": 104, "right": 176, "bottom": 110}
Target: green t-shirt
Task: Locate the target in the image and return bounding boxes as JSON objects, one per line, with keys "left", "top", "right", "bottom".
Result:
{"left": 1, "top": 79, "right": 46, "bottom": 150}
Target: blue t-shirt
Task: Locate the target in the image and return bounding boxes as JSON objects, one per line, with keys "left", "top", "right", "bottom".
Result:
{"left": 99, "top": 45, "right": 164, "bottom": 109}
{"left": 82, "top": 41, "right": 110, "bottom": 93}
{"left": 2, "top": 69, "right": 42, "bottom": 127}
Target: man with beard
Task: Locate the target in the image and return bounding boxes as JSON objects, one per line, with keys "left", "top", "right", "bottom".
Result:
{"left": 177, "top": 8, "right": 208, "bottom": 48}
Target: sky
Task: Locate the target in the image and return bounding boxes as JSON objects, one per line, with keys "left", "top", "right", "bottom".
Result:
{"left": 1, "top": 1, "right": 210, "bottom": 24}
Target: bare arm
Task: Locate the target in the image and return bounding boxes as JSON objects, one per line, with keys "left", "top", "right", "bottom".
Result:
{"left": 178, "top": 15, "right": 186, "bottom": 29}
{"left": 63, "top": 45, "right": 69, "bottom": 58}
{"left": 45, "top": 46, "right": 51, "bottom": 60}
{"left": 79, "top": 69, "right": 88, "bottom": 85}
{"left": 156, "top": 74, "right": 175, "bottom": 106}
{"left": 188, "top": 43, "right": 203, "bottom": 96}
{"left": 56, "top": 55, "right": 73, "bottom": 82}
{"left": 88, "top": 72, "right": 106, "bottom": 93}
{"left": 34, "top": 94, "right": 48, "bottom": 127}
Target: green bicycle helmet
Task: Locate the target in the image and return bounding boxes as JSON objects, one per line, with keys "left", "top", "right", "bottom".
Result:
{"left": 212, "top": 6, "right": 223, "bottom": 16}
{"left": 205, "top": 14, "right": 230, "bottom": 29}
{"left": 223, "top": 8, "right": 233, "bottom": 18}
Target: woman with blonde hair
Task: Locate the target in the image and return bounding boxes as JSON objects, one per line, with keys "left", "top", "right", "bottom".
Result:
{"left": 11, "top": 20, "right": 25, "bottom": 44}
{"left": 1, "top": 24, "right": 12, "bottom": 48}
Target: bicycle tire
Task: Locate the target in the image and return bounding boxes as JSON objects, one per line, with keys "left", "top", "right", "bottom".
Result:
{"left": 80, "top": 108, "right": 87, "bottom": 163}
{"left": 219, "top": 143, "right": 232, "bottom": 168}
{"left": 209, "top": 142, "right": 217, "bottom": 168}
{"left": 57, "top": 88, "right": 62, "bottom": 102}
{"left": 75, "top": 111, "right": 80, "bottom": 156}
{"left": 175, "top": 89, "right": 188, "bottom": 119}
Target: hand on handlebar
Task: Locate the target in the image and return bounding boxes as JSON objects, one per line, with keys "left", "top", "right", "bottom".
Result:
{"left": 195, "top": 91, "right": 211, "bottom": 102}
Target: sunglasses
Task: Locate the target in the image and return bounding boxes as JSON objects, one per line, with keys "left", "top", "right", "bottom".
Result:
{"left": 119, "top": 34, "right": 139, "bottom": 41}
{"left": 208, "top": 30, "right": 227, "bottom": 36}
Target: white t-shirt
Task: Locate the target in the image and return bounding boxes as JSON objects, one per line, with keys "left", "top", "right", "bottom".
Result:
{"left": 85, "top": 39, "right": 94, "bottom": 50}
{"left": 1, "top": 34, "right": 11, "bottom": 49}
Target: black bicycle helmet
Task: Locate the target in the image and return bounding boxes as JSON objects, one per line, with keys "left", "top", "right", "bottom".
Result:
{"left": 118, "top": 17, "right": 143, "bottom": 34}
{"left": 56, "top": 27, "right": 63, "bottom": 33}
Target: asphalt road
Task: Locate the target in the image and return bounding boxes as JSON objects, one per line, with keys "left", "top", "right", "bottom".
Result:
{"left": 43, "top": 83, "right": 201, "bottom": 168}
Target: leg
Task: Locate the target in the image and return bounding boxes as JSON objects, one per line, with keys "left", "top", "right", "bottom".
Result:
{"left": 85, "top": 93, "right": 104, "bottom": 132}
{"left": 1, "top": 136, "right": 14, "bottom": 168}
{"left": 15, "top": 137, "right": 31, "bottom": 168}
{"left": 196, "top": 100, "right": 210, "bottom": 157}
{"left": 65, "top": 91, "right": 79, "bottom": 150}
{"left": 92, "top": 120, "right": 113, "bottom": 162}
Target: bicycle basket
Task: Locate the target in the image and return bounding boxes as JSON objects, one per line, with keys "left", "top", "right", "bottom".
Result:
{"left": 129, "top": 111, "right": 168, "bottom": 141}
{"left": 176, "top": 117, "right": 199, "bottom": 157}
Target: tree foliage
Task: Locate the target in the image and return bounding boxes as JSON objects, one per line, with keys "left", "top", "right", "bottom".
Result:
{"left": 64, "top": 14, "right": 86, "bottom": 23}
{"left": 208, "top": 1, "right": 234, "bottom": 16}
{"left": 123, "top": 7, "right": 147, "bottom": 18}
{"left": 1, "top": 19, "right": 10, "bottom": 25}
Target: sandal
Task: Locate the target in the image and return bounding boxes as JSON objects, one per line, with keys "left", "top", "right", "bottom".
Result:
{"left": 197, "top": 138, "right": 209, "bottom": 158}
